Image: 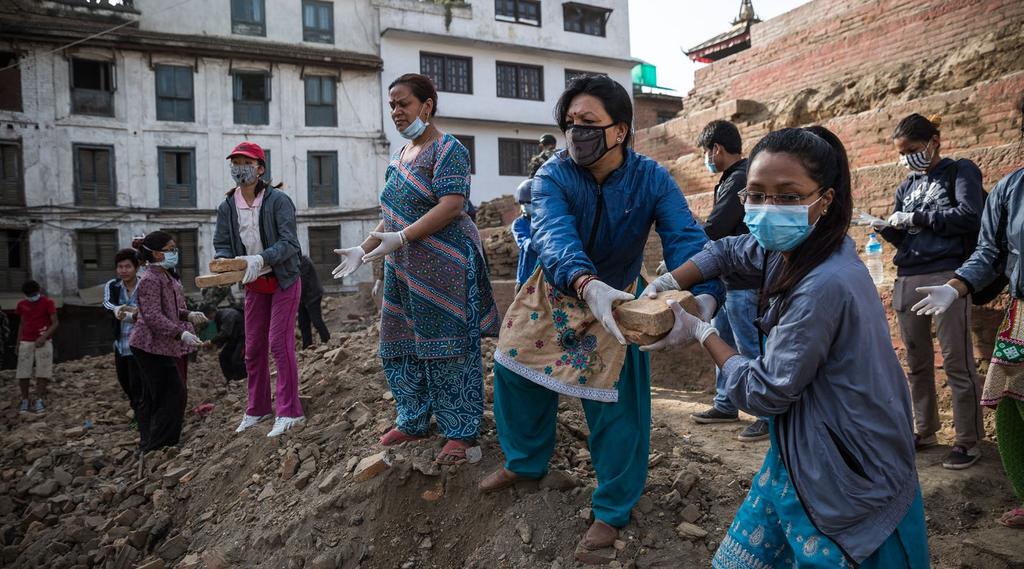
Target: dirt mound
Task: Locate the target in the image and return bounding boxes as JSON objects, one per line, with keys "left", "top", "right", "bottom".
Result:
{"left": 2, "top": 292, "right": 1019, "bottom": 568}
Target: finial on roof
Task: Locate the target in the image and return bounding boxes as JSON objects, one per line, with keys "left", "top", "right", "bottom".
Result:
{"left": 732, "top": 0, "right": 761, "bottom": 25}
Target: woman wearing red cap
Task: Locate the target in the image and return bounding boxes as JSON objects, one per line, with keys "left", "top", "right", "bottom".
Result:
{"left": 214, "top": 141, "right": 305, "bottom": 437}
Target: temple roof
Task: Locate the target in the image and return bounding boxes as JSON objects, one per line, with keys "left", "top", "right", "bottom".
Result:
{"left": 685, "top": 0, "right": 761, "bottom": 63}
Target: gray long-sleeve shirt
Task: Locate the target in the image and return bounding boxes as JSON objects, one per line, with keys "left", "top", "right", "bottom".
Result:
{"left": 690, "top": 235, "right": 918, "bottom": 563}
{"left": 956, "top": 166, "right": 1023, "bottom": 299}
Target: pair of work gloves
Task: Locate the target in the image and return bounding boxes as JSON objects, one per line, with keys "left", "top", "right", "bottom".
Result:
{"left": 331, "top": 231, "right": 406, "bottom": 280}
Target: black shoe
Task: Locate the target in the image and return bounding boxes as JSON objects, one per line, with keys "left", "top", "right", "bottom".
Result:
{"left": 691, "top": 407, "right": 739, "bottom": 424}
{"left": 913, "top": 433, "right": 937, "bottom": 451}
{"left": 738, "top": 419, "right": 770, "bottom": 442}
{"left": 942, "top": 445, "right": 980, "bottom": 470}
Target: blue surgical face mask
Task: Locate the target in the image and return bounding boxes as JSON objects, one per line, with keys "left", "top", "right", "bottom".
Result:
{"left": 704, "top": 151, "right": 718, "bottom": 174}
{"left": 27, "top": 294, "right": 40, "bottom": 302}
{"left": 158, "top": 251, "right": 179, "bottom": 270}
{"left": 743, "top": 198, "right": 823, "bottom": 252}
{"left": 400, "top": 117, "right": 429, "bottom": 140}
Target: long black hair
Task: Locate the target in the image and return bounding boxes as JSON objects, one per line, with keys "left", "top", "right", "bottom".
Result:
{"left": 750, "top": 126, "right": 853, "bottom": 297}
{"left": 554, "top": 74, "right": 633, "bottom": 148}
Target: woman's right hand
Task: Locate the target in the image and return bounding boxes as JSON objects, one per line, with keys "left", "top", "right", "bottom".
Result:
{"left": 581, "top": 279, "right": 634, "bottom": 345}
{"left": 180, "top": 331, "right": 203, "bottom": 347}
{"left": 332, "top": 247, "right": 365, "bottom": 279}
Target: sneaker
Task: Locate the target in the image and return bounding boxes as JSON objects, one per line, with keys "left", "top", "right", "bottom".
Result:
{"left": 18, "top": 399, "right": 29, "bottom": 413}
{"left": 691, "top": 407, "right": 739, "bottom": 424}
{"left": 267, "top": 416, "right": 306, "bottom": 438}
{"left": 235, "top": 413, "right": 272, "bottom": 433}
{"left": 914, "top": 433, "right": 937, "bottom": 451}
{"left": 33, "top": 399, "right": 45, "bottom": 414}
{"left": 942, "top": 445, "right": 981, "bottom": 470}
{"left": 738, "top": 419, "right": 770, "bottom": 442}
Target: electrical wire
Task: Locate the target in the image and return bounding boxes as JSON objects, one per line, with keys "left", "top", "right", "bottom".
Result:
{"left": 0, "top": 0, "right": 200, "bottom": 73}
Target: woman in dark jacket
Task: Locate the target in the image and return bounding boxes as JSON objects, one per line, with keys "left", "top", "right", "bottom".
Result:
{"left": 213, "top": 141, "right": 304, "bottom": 438}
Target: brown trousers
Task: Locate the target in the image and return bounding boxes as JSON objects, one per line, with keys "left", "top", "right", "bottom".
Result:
{"left": 893, "top": 270, "right": 983, "bottom": 447}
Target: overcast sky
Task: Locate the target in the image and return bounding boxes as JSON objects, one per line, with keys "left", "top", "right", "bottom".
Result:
{"left": 628, "top": 0, "right": 812, "bottom": 95}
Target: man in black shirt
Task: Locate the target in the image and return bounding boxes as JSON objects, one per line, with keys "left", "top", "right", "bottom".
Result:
{"left": 689, "top": 120, "right": 768, "bottom": 443}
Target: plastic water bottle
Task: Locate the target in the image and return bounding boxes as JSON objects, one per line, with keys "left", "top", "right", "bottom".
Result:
{"left": 865, "top": 233, "right": 884, "bottom": 286}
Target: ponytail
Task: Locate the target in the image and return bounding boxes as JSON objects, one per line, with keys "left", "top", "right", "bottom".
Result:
{"left": 749, "top": 126, "right": 853, "bottom": 297}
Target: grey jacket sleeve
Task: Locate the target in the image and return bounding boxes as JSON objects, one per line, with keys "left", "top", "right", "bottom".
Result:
{"left": 720, "top": 280, "right": 841, "bottom": 416}
{"left": 260, "top": 193, "right": 300, "bottom": 267}
{"left": 213, "top": 201, "right": 235, "bottom": 259}
{"left": 955, "top": 174, "right": 1009, "bottom": 291}
{"left": 689, "top": 233, "right": 766, "bottom": 283}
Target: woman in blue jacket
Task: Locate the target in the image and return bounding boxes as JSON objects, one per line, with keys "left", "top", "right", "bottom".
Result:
{"left": 478, "top": 75, "right": 723, "bottom": 556}
{"left": 646, "top": 126, "right": 928, "bottom": 567}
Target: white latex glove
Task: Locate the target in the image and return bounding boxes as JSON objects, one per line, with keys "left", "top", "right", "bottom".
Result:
{"left": 582, "top": 280, "right": 634, "bottom": 345}
{"left": 187, "top": 311, "right": 208, "bottom": 326}
{"left": 180, "top": 331, "right": 203, "bottom": 347}
{"left": 371, "top": 279, "right": 383, "bottom": 299}
{"left": 332, "top": 247, "right": 364, "bottom": 279}
{"left": 870, "top": 219, "right": 889, "bottom": 232}
{"left": 238, "top": 255, "right": 264, "bottom": 284}
{"left": 641, "top": 272, "right": 680, "bottom": 299}
{"left": 887, "top": 211, "right": 915, "bottom": 229}
{"left": 640, "top": 300, "right": 718, "bottom": 352}
{"left": 911, "top": 284, "right": 959, "bottom": 316}
{"left": 362, "top": 231, "right": 406, "bottom": 263}
{"left": 694, "top": 294, "right": 718, "bottom": 322}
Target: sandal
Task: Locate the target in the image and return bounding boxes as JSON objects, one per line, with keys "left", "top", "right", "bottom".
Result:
{"left": 579, "top": 520, "right": 619, "bottom": 550}
{"left": 436, "top": 439, "right": 473, "bottom": 465}
{"left": 379, "top": 428, "right": 427, "bottom": 446}
{"left": 999, "top": 507, "right": 1024, "bottom": 528}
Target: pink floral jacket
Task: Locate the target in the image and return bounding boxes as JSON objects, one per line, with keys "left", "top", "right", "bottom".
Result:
{"left": 128, "top": 268, "right": 195, "bottom": 358}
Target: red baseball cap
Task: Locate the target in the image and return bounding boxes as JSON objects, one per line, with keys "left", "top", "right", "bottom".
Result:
{"left": 227, "top": 141, "right": 265, "bottom": 163}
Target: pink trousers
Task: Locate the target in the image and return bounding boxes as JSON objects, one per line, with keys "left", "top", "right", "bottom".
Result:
{"left": 244, "top": 279, "right": 304, "bottom": 418}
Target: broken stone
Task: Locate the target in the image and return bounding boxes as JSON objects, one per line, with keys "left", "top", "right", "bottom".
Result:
{"left": 636, "top": 495, "right": 654, "bottom": 514}
{"left": 421, "top": 480, "right": 444, "bottom": 502}
{"left": 258, "top": 484, "right": 276, "bottom": 501}
{"left": 113, "top": 509, "right": 139, "bottom": 528}
{"left": 675, "top": 522, "right": 708, "bottom": 540}
{"left": 156, "top": 533, "right": 189, "bottom": 560}
{"left": 672, "top": 471, "right": 699, "bottom": 497}
{"left": 419, "top": 536, "right": 432, "bottom": 549}
{"left": 516, "top": 521, "right": 532, "bottom": 545}
{"left": 614, "top": 290, "right": 701, "bottom": 344}
{"left": 353, "top": 451, "right": 392, "bottom": 482}
{"left": 280, "top": 451, "right": 300, "bottom": 481}
{"left": 52, "top": 468, "right": 72, "bottom": 487}
{"left": 318, "top": 468, "right": 344, "bottom": 493}
{"left": 681, "top": 503, "right": 701, "bottom": 524}
{"left": 63, "top": 426, "right": 86, "bottom": 438}
{"left": 28, "top": 480, "right": 58, "bottom": 498}
{"left": 575, "top": 544, "right": 616, "bottom": 565}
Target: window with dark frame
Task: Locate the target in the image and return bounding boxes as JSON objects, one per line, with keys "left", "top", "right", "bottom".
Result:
{"left": 160, "top": 228, "right": 199, "bottom": 292}
{"left": 155, "top": 64, "right": 194, "bottom": 122}
{"left": 302, "top": 0, "right": 334, "bottom": 43}
{"left": 304, "top": 75, "right": 337, "bottom": 127}
{"left": 420, "top": 52, "right": 472, "bottom": 94}
{"left": 233, "top": 71, "right": 270, "bottom": 125}
{"left": 231, "top": 0, "right": 266, "bottom": 36}
{"left": 496, "top": 62, "right": 543, "bottom": 101}
{"left": 70, "top": 58, "right": 115, "bottom": 116}
{"left": 453, "top": 135, "right": 475, "bottom": 174}
{"left": 498, "top": 138, "right": 537, "bottom": 176}
{"left": 158, "top": 147, "right": 196, "bottom": 208}
{"left": 308, "top": 226, "right": 340, "bottom": 285}
{"left": 563, "top": 3, "right": 611, "bottom": 36}
{"left": 0, "top": 52, "right": 22, "bottom": 111}
{"left": 76, "top": 230, "right": 118, "bottom": 289}
{"left": 495, "top": 0, "right": 540, "bottom": 26}
{"left": 73, "top": 144, "right": 116, "bottom": 206}
{"left": 1, "top": 230, "right": 29, "bottom": 292}
{"left": 564, "top": 68, "right": 604, "bottom": 87}
{"left": 307, "top": 151, "right": 338, "bottom": 207}
{"left": 656, "top": 111, "right": 677, "bottom": 125}
{"left": 0, "top": 142, "right": 24, "bottom": 206}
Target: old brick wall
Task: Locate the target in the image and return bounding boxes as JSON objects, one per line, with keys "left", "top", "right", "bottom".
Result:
{"left": 634, "top": 93, "right": 684, "bottom": 131}
{"left": 636, "top": 0, "right": 1024, "bottom": 214}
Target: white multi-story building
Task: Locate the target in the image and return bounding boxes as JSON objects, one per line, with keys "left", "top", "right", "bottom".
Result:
{"left": 0, "top": 0, "right": 386, "bottom": 357}
{"left": 376, "top": 0, "right": 635, "bottom": 203}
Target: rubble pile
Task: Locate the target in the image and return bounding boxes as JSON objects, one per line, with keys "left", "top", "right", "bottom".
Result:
{"left": 474, "top": 195, "right": 517, "bottom": 229}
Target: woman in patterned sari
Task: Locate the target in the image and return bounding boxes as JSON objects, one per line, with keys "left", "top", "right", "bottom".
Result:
{"left": 333, "top": 73, "right": 499, "bottom": 464}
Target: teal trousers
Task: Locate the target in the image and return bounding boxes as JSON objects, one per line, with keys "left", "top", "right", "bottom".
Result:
{"left": 493, "top": 344, "right": 651, "bottom": 527}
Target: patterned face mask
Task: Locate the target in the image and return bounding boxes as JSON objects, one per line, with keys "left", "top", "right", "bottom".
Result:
{"left": 231, "top": 163, "right": 260, "bottom": 186}
{"left": 898, "top": 142, "right": 933, "bottom": 172}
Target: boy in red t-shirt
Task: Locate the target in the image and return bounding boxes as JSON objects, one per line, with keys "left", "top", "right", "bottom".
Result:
{"left": 15, "top": 280, "right": 58, "bottom": 413}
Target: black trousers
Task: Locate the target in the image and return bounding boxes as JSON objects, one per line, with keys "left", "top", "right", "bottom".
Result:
{"left": 114, "top": 352, "right": 143, "bottom": 414}
{"left": 298, "top": 299, "right": 330, "bottom": 348}
{"left": 218, "top": 338, "right": 247, "bottom": 382}
{"left": 132, "top": 348, "right": 185, "bottom": 452}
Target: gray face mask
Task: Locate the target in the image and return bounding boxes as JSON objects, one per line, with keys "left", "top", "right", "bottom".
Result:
{"left": 231, "top": 164, "right": 260, "bottom": 186}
